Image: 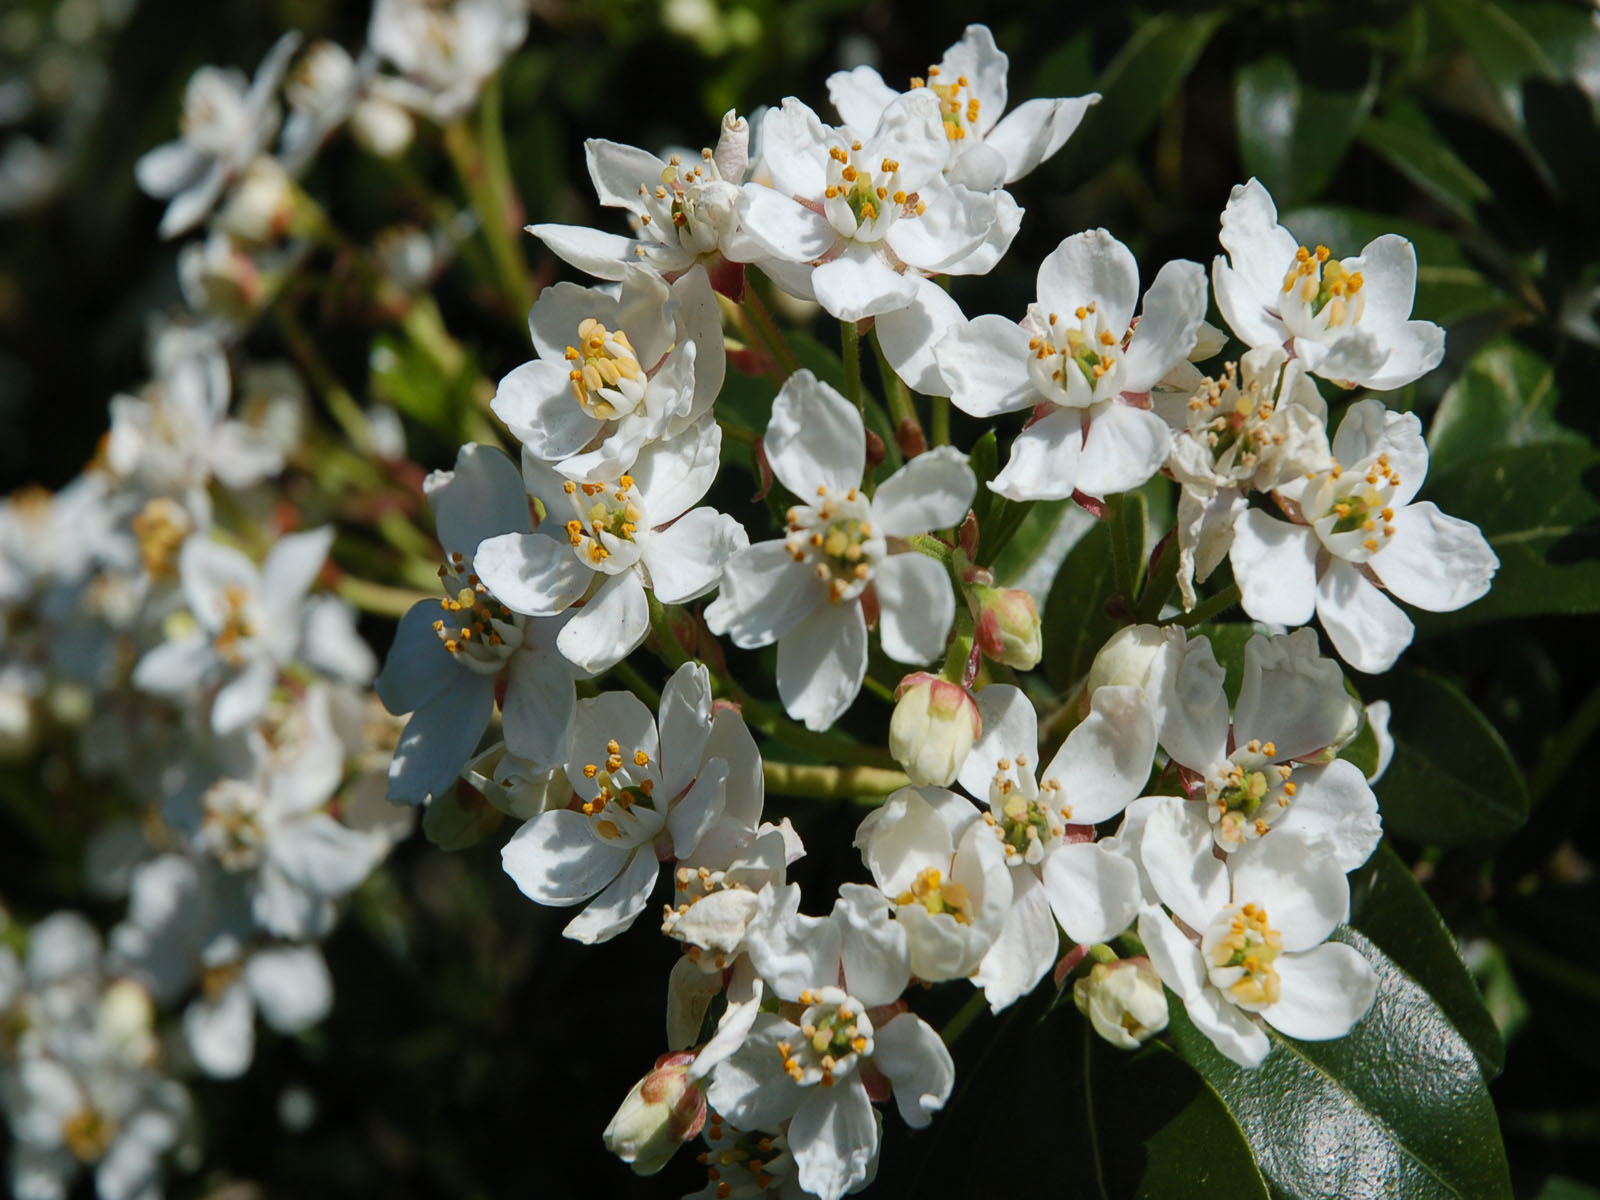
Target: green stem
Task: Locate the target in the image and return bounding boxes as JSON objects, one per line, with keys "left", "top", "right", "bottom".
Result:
{"left": 862, "top": 674, "right": 896, "bottom": 704}
{"left": 762, "top": 761, "right": 910, "bottom": 799}
{"left": 1133, "top": 535, "right": 1180, "bottom": 625}
{"left": 717, "top": 420, "right": 759, "bottom": 447}
{"left": 871, "top": 328, "right": 924, "bottom": 450}
{"left": 1168, "top": 582, "right": 1241, "bottom": 629}
{"left": 722, "top": 291, "right": 787, "bottom": 386}
{"left": 334, "top": 576, "right": 431, "bottom": 619}
{"left": 1103, "top": 494, "right": 1135, "bottom": 604}
{"left": 940, "top": 991, "right": 987, "bottom": 1047}
{"left": 1084, "top": 1021, "right": 1110, "bottom": 1200}
{"left": 609, "top": 659, "right": 661, "bottom": 709}
{"left": 1527, "top": 678, "right": 1600, "bottom": 805}
{"left": 443, "top": 88, "right": 534, "bottom": 319}
{"left": 930, "top": 395, "right": 951, "bottom": 447}
{"left": 273, "top": 300, "right": 372, "bottom": 451}
{"left": 742, "top": 284, "right": 799, "bottom": 375}
{"left": 840, "top": 319, "right": 863, "bottom": 414}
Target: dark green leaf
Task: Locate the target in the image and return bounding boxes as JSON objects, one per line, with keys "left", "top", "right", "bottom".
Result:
{"left": 1418, "top": 444, "right": 1600, "bottom": 624}
{"left": 1358, "top": 108, "right": 1492, "bottom": 222}
{"left": 1427, "top": 337, "right": 1587, "bottom": 475}
{"left": 1043, "top": 516, "right": 1120, "bottom": 692}
{"left": 1192, "top": 623, "right": 1257, "bottom": 708}
{"left": 1279, "top": 206, "right": 1505, "bottom": 325}
{"left": 1433, "top": 0, "right": 1560, "bottom": 128}
{"left": 1168, "top": 928, "right": 1513, "bottom": 1200}
{"left": 967, "top": 430, "right": 1000, "bottom": 534}
{"left": 988, "top": 497, "right": 1069, "bottom": 579}
{"left": 1235, "top": 53, "right": 1378, "bottom": 207}
{"left": 1534, "top": 1177, "right": 1600, "bottom": 1200}
{"left": 1372, "top": 668, "right": 1529, "bottom": 845}
{"left": 1338, "top": 715, "right": 1382, "bottom": 780}
{"left": 1041, "top": 11, "right": 1226, "bottom": 187}
{"left": 1348, "top": 842, "right": 1506, "bottom": 1076}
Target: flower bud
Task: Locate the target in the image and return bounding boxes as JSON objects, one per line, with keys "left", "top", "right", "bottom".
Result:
{"left": 1086, "top": 623, "right": 1176, "bottom": 694}
{"left": 351, "top": 95, "right": 414, "bottom": 158}
{"left": 889, "top": 673, "right": 980, "bottom": 787}
{"left": 970, "top": 585, "right": 1042, "bottom": 670}
{"left": 602, "top": 1053, "right": 706, "bottom": 1176}
{"left": 713, "top": 109, "right": 750, "bottom": 181}
{"left": 1073, "top": 958, "right": 1168, "bottom": 1050}
{"left": 216, "top": 156, "right": 299, "bottom": 242}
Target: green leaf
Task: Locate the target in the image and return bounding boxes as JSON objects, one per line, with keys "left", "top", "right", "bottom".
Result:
{"left": 1278, "top": 206, "right": 1505, "bottom": 325}
{"left": 1358, "top": 107, "right": 1492, "bottom": 223}
{"left": 1348, "top": 842, "right": 1506, "bottom": 1077}
{"left": 1040, "top": 11, "right": 1226, "bottom": 187}
{"left": 1338, "top": 713, "right": 1382, "bottom": 779}
{"left": 1042, "top": 516, "right": 1120, "bottom": 692}
{"left": 1432, "top": 0, "right": 1560, "bottom": 129}
{"left": 988, "top": 497, "right": 1070, "bottom": 579}
{"left": 1426, "top": 337, "right": 1587, "bottom": 475}
{"left": 1235, "top": 53, "right": 1378, "bottom": 207}
{"left": 1168, "top": 928, "right": 1513, "bottom": 1200}
{"left": 1192, "top": 622, "right": 1257, "bottom": 708}
{"left": 1372, "top": 668, "right": 1529, "bottom": 845}
{"left": 1417, "top": 443, "right": 1600, "bottom": 624}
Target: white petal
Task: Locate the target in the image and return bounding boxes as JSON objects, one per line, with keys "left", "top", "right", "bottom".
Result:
{"left": 563, "top": 846, "right": 659, "bottom": 944}
{"left": 1212, "top": 179, "right": 1299, "bottom": 348}
{"left": 527, "top": 223, "right": 633, "bottom": 280}
{"left": 835, "top": 883, "right": 909, "bottom": 1006}
{"left": 1231, "top": 509, "right": 1318, "bottom": 626}
{"left": 858, "top": 788, "right": 955, "bottom": 896}
{"left": 1042, "top": 840, "right": 1142, "bottom": 943}
{"left": 492, "top": 360, "right": 602, "bottom": 461}
{"left": 790, "top": 1081, "right": 879, "bottom": 1200}
{"left": 1075, "top": 404, "right": 1171, "bottom": 498}
{"left": 973, "top": 869, "right": 1056, "bottom": 1012}
{"left": 643, "top": 509, "right": 747, "bottom": 605}
{"left": 1138, "top": 904, "right": 1208, "bottom": 1001}
{"left": 184, "top": 983, "right": 255, "bottom": 1079}
{"left": 132, "top": 634, "right": 212, "bottom": 696}
{"left": 501, "top": 645, "right": 576, "bottom": 768}
{"left": 1139, "top": 798, "right": 1228, "bottom": 932}
{"left": 386, "top": 672, "right": 495, "bottom": 804}
{"left": 566, "top": 690, "right": 660, "bottom": 797}
{"left": 873, "top": 1013, "right": 954, "bottom": 1127}
{"left": 1036, "top": 229, "right": 1140, "bottom": 334}
{"left": 873, "top": 555, "right": 954, "bottom": 665}
{"left": 760, "top": 99, "right": 830, "bottom": 200}
{"left": 1228, "top": 830, "right": 1350, "bottom": 952}
{"left": 584, "top": 137, "right": 667, "bottom": 208}
{"left": 1155, "top": 634, "right": 1231, "bottom": 770}
{"left": 706, "top": 1013, "right": 808, "bottom": 1129}
{"left": 1042, "top": 684, "right": 1155, "bottom": 824}
{"left": 765, "top": 369, "right": 865, "bottom": 497}
{"left": 747, "top": 885, "right": 842, "bottom": 1001}
{"left": 473, "top": 533, "right": 590, "bottom": 617}
{"left": 1275, "top": 760, "right": 1381, "bottom": 873}
{"left": 883, "top": 183, "right": 996, "bottom": 273}
{"left": 874, "top": 278, "right": 965, "bottom": 395}
{"left": 871, "top": 89, "right": 948, "bottom": 190}
{"left": 989, "top": 408, "right": 1082, "bottom": 501}
{"left": 211, "top": 658, "right": 276, "bottom": 735}
{"left": 556, "top": 572, "right": 650, "bottom": 674}
{"left": 957, "top": 684, "right": 1038, "bottom": 800}
{"left": 1120, "top": 258, "right": 1208, "bottom": 393}
{"left": 1315, "top": 558, "right": 1413, "bottom": 675}
{"left": 261, "top": 526, "right": 335, "bottom": 614}
{"left": 1371, "top": 501, "right": 1496, "bottom": 613}
{"left": 739, "top": 184, "right": 837, "bottom": 261}
{"left": 873, "top": 445, "right": 977, "bottom": 537}
{"left": 270, "top": 813, "right": 375, "bottom": 897}
{"left": 1262, "top": 941, "right": 1377, "bottom": 1040}
{"left": 936, "top": 315, "right": 1034, "bottom": 417}
{"left": 528, "top": 281, "right": 619, "bottom": 365}
{"left": 703, "top": 541, "right": 824, "bottom": 649}
{"left": 134, "top": 139, "right": 203, "bottom": 198}
{"left": 1233, "top": 629, "right": 1359, "bottom": 761}
{"left": 667, "top": 759, "right": 728, "bottom": 861}
{"left": 629, "top": 414, "right": 722, "bottom": 524}
{"left": 1363, "top": 320, "right": 1445, "bottom": 392}
{"left": 826, "top": 65, "right": 897, "bottom": 133}
{"left": 245, "top": 945, "right": 332, "bottom": 1033}
{"left": 1186, "top": 986, "right": 1271, "bottom": 1067}
{"left": 658, "top": 661, "right": 714, "bottom": 799}
{"left": 777, "top": 601, "right": 868, "bottom": 731}
{"left": 986, "top": 93, "right": 1098, "bottom": 183}
{"left": 811, "top": 244, "right": 919, "bottom": 322}
{"left": 501, "top": 808, "right": 630, "bottom": 906}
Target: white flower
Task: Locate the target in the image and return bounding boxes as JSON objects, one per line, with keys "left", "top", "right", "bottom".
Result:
{"left": 474, "top": 417, "right": 746, "bottom": 675}
{"left": 1073, "top": 958, "right": 1168, "bottom": 1049}
{"left": 736, "top": 92, "right": 1000, "bottom": 323}
{"left": 953, "top": 683, "right": 1155, "bottom": 1011}
{"left": 530, "top": 113, "right": 753, "bottom": 287}
{"left": 936, "top": 229, "right": 1206, "bottom": 500}
{"left": 376, "top": 443, "right": 583, "bottom": 804}
{"left": 1212, "top": 178, "right": 1445, "bottom": 390}
{"left": 1137, "top": 807, "right": 1377, "bottom": 1068}
{"left": 1230, "top": 398, "right": 1498, "bottom": 673}
{"left": 827, "top": 24, "right": 1097, "bottom": 193}
{"left": 853, "top": 786, "right": 1011, "bottom": 982}
{"left": 886, "top": 673, "right": 980, "bottom": 787}
{"left": 499, "top": 663, "right": 748, "bottom": 944}
{"left": 280, "top": 39, "right": 369, "bottom": 171}
{"left": 134, "top": 33, "right": 300, "bottom": 238}
{"left": 704, "top": 371, "right": 975, "bottom": 730}
{"left": 709, "top": 887, "right": 951, "bottom": 1200}
{"left": 132, "top": 526, "right": 334, "bottom": 735}
{"left": 492, "top": 264, "right": 724, "bottom": 483}
{"left": 1162, "top": 346, "right": 1332, "bottom": 609}
{"left": 367, "top": 0, "right": 527, "bottom": 122}
{"left": 1147, "top": 628, "right": 1379, "bottom": 869}
{"left": 180, "top": 941, "right": 332, "bottom": 1080}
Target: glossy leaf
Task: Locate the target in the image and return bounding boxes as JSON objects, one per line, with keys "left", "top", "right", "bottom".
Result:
{"left": 1235, "top": 53, "right": 1378, "bottom": 206}
{"left": 1042, "top": 494, "right": 1143, "bottom": 691}
{"left": 1168, "top": 928, "right": 1513, "bottom": 1200}
{"left": 1427, "top": 337, "right": 1587, "bottom": 475}
{"left": 1348, "top": 842, "right": 1506, "bottom": 1077}
{"left": 1193, "top": 622, "right": 1256, "bottom": 708}
{"left": 1418, "top": 444, "right": 1600, "bottom": 624}
{"left": 1372, "top": 668, "right": 1529, "bottom": 846}
{"left": 1358, "top": 108, "right": 1492, "bottom": 223}
{"left": 1434, "top": 0, "right": 1560, "bottom": 128}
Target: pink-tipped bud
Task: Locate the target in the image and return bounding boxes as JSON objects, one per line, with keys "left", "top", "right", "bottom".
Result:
{"left": 889, "top": 673, "right": 981, "bottom": 787}
{"left": 1073, "top": 958, "right": 1168, "bottom": 1050}
{"left": 970, "top": 585, "right": 1043, "bottom": 670}
{"left": 602, "top": 1052, "right": 706, "bottom": 1176}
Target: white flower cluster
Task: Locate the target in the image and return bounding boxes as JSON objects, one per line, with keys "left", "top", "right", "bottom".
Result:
{"left": 1, "top": 8, "right": 1505, "bottom": 1199}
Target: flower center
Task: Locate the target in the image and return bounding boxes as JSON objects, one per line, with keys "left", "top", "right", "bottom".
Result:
{"left": 1186, "top": 360, "right": 1285, "bottom": 477}
{"left": 62, "top": 1106, "right": 117, "bottom": 1163}
{"left": 635, "top": 149, "right": 737, "bottom": 257}
{"left": 776, "top": 987, "right": 874, "bottom": 1088}
{"left": 1203, "top": 902, "right": 1284, "bottom": 1010}
{"left": 199, "top": 778, "right": 268, "bottom": 871}
{"left": 565, "top": 319, "right": 646, "bottom": 421}
{"left": 555, "top": 475, "right": 646, "bottom": 570}
{"left": 911, "top": 65, "right": 982, "bottom": 141}
{"left": 1026, "top": 303, "right": 1127, "bottom": 406}
{"left": 213, "top": 583, "right": 257, "bottom": 664}
{"left": 822, "top": 139, "right": 924, "bottom": 243}
{"left": 1205, "top": 739, "right": 1296, "bottom": 850}
{"left": 433, "top": 551, "right": 524, "bottom": 674}
{"left": 130, "top": 497, "right": 193, "bottom": 581}
{"left": 784, "top": 485, "right": 884, "bottom": 604}
{"left": 579, "top": 734, "right": 661, "bottom": 842}
{"left": 1302, "top": 452, "right": 1401, "bottom": 560}
{"left": 697, "top": 1120, "right": 788, "bottom": 1197}
{"left": 1280, "top": 244, "right": 1365, "bottom": 330}
{"left": 896, "top": 866, "right": 973, "bottom": 924}
{"left": 983, "top": 754, "right": 1068, "bottom": 865}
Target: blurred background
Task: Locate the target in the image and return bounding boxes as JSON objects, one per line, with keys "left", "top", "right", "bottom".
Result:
{"left": 2, "top": 0, "right": 1599, "bottom": 1195}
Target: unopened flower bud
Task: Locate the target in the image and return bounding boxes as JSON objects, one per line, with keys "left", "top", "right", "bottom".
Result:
{"left": 1073, "top": 958, "right": 1168, "bottom": 1050}
{"left": 713, "top": 109, "right": 749, "bottom": 181}
{"left": 1086, "top": 623, "right": 1176, "bottom": 694}
{"left": 602, "top": 1052, "right": 706, "bottom": 1176}
{"left": 351, "top": 95, "right": 414, "bottom": 158}
{"left": 889, "top": 673, "right": 980, "bottom": 787}
{"left": 970, "top": 585, "right": 1042, "bottom": 669}
{"left": 217, "top": 156, "right": 300, "bottom": 243}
